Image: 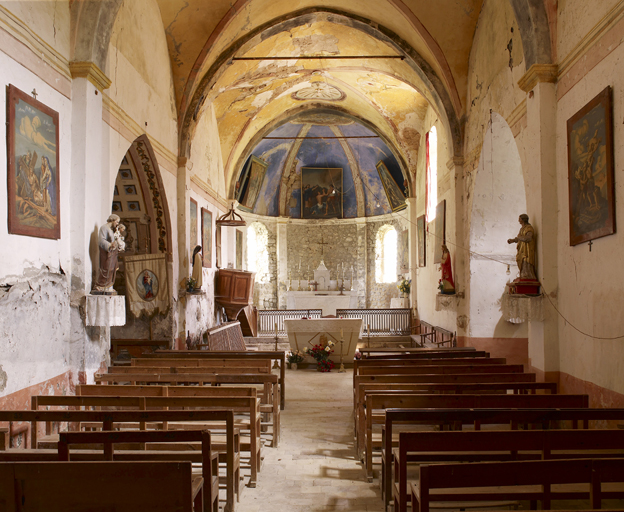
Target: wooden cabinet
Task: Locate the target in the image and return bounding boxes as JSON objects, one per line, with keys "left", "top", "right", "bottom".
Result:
{"left": 215, "top": 269, "right": 257, "bottom": 336}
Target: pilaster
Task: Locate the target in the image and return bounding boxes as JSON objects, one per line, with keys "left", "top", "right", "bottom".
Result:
{"left": 276, "top": 217, "right": 289, "bottom": 309}
{"left": 405, "top": 198, "right": 418, "bottom": 313}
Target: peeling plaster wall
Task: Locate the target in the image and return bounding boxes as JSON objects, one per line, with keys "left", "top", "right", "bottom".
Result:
{"left": 554, "top": 0, "right": 624, "bottom": 397}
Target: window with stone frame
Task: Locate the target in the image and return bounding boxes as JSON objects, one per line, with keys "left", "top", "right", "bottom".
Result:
{"left": 247, "top": 221, "right": 270, "bottom": 283}
{"left": 375, "top": 224, "right": 398, "bottom": 283}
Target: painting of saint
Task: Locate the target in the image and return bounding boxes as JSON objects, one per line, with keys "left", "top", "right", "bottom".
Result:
{"left": 239, "top": 155, "right": 268, "bottom": 211}
{"left": 236, "top": 230, "right": 243, "bottom": 270}
{"left": 190, "top": 199, "right": 198, "bottom": 254}
{"left": 376, "top": 161, "right": 406, "bottom": 211}
{"left": 301, "top": 168, "right": 342, "bottom": 219}
{"left": 567, "top": 87, "right": 615, "bottom": 245}
{"left": 201, "top": 208, "right": 212, "bottom": 268}
{"left": 7, "top": 85, "right": 60, "bottom": 239}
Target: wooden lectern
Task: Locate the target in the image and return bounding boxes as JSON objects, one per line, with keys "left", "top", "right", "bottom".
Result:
{"left": 215, "top": 269, "right": 258, "bottom": 336}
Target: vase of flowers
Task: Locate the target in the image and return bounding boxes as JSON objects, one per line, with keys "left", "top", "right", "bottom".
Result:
{"left": 304, "top": 342, "right": 335, "bottom": 372}
{"left": 185, "top": 276, "right": 198, "bottom": 293}
{"left": 287, "top": 350, "right": 305, "bottom": 370}
{"left": 398, "top": 278, "right": 411, "bottom": 298}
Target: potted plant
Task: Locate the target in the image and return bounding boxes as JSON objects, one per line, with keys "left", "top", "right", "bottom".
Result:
{"left": 398, "top": 278, "right": 411, "bottom": 298}
{"left": 287, "top": 350, "right": 305, "bottom": 370}
{"left": 304, "top": 342, "right": 335, "bottom": 372}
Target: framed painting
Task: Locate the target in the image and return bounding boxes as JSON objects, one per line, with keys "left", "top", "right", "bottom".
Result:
{"left": 417, "top": 215, "right": 426, "bottom": 267}
{"left": 400, "top": 228, "right": 409, "bottom": 273}
{"left": 201, "top": 207, "right": 212, "bottom": 268}
{"left": 567, "top": 86, "right": 615, "bottom": 246}
{"left": 189, "top": 198, "right": 198, "bottom": 254}
{"left": 376, "top": 161, "right": 406, "bottom": 212}
{"left": 236, "top": 229, "right": 243, "bottom": 270}
{"left": 301, "top": 167, "right": 342, "bottom": 219}
{"left": 7, "top": 84, "right": 60, "bottom": 239}
{"left": 433, "top": 200, "right": 446, "bottom": 264}
{"left": 238, "top": 155, "right": 268, "bottom": 212}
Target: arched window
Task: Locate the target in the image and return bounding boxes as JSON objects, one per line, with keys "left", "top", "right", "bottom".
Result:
{"left": 426, "top": 126, "right": 438, "bottom": 221}
{"left": 247, "top": 222, "right": 269, "bottom": 283}
{"left": 375, "top": 225, "right": 398, "bottom": 283}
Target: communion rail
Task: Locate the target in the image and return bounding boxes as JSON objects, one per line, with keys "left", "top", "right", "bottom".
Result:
{"left": 336, "top": 308, "right": 412, "bottom": 336}
{"left": 258, "top": 309, "right": 323, "bottom": 337}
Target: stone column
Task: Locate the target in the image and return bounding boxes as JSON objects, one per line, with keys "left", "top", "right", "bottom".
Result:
{"left": 176, "top": 157, "right": 190, "bottom": 343}
{"left": 69, "top": 62, "right": 112, "bottom": 379}
{"left": 276, "top": 217, "right": 289, "bottom": 309}
{"left": 518, "top": 65, "right": 559, "bottom": 378}
{"left": 356, "top": 218, "right": 367, "bottom": 308}
{"left": 450, "top": 157, "right": 468, "bottom": 336}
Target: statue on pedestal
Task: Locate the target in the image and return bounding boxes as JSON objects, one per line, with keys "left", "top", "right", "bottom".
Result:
{"left": 191, "top": 245, "right": 203, "bottom": 290}
{"left": 439, "top": 244, "right": 455, "bottom": 294}
{"left": 93, "top": 214, "right": 124, "bottom": 295}
{"left": 506, "top": 213, "right": 539, "bottom": 294}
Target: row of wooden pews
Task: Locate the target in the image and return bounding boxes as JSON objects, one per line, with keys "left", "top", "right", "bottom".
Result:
{"left": 0, "top": 322, "right": 284, "bottom": 512}
{"left": 352, "top": 346, "right": 624, "bottom": 512}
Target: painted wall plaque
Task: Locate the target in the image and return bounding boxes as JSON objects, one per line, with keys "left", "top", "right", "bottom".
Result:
{"left": 376, "top": 161, "right": 406, "bottom": 212}
{"left": 301, "top": 167, "right": 342, "bottom": 219}
{"left": 567, "top": 86, "right": 615, "bottom": 246}
{"left": 201, "top": 207, "right": 212, "bottom": 268}
{"left": 7, "top": 84, "right": 60, "bottom": 239}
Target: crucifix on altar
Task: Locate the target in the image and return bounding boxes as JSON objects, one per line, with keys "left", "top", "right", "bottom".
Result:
{"left": 312, "top": 231, "right": 331, "bottom": 290}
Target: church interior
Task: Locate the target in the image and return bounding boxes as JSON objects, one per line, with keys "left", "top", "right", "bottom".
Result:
{"left": 1, "top": 0, "right": 624, "bottom": 509}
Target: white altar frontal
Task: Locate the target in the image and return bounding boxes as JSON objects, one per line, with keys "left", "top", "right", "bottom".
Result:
{"left": 286, "top": 290, "right": 357, "bottom": 316}
{"left": 284, "top": 318, "right": 362, "bottom": 363}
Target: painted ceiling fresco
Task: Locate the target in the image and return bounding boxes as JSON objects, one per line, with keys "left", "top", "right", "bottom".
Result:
{"left": 236, "top": 116, "right": 406, "bottom": 218}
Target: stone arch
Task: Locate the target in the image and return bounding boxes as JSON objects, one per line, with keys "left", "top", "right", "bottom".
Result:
{"left": 468, "top": 112, "right": 527, "bottom": 338}
{"left": 70, "top": 0, "right": 124, "bottom": 69}
{"left": 180, "top": 8, "right": 462, "bottom": 162}
{"left": 508, "top": 0, "right": 553, "bottom": 67}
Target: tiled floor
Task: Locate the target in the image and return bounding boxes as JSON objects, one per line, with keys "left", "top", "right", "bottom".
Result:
{"left": 235, "top": 367, "right": 384, "bottom": 512}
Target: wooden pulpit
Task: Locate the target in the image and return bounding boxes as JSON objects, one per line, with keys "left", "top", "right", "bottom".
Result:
{"left": 215, "top": 269, "right": 257, "bottom": 336}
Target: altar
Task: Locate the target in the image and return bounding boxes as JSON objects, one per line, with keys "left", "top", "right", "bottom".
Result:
{"left": 284, "top": 318, "right": 362, "bottom": 363}
{"left": 286, "top": 290, "right": 358, "bottom": 316}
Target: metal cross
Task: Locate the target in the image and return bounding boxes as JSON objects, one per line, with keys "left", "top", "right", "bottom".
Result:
{"left": 588, "top": 240, "right": 593, "bottom": 252}
{"left": 317, "top": 231, "right": 329, "bottom": 258}
{"left": 31, "top": 89, "right": 38, "bottom": 100}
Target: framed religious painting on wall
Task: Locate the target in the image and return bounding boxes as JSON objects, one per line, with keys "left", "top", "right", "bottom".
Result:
{"left": 376, "top": 161, "right": 406, "bottom": 212}
{"left": 7, "top": 84, "right": 60, "bottom": 239}
{"left": 417, "top": 215, "right": 426, "bottom": 267}
{"left": 237, "top": 155, "right": 268, "bottom": 212}
{"left": 236, "top": 229, "right": 243, "bottom": 269}
{"left": 201, "top": 207, "right": 212, "bottom": 268}
{"left": 301, "top": 167, "right": 342, "bottom": 219}
{"left": 400, "top": 228, "right": 409, "bottom": 273}
{"left": 567, "top": 86, "right": 615, "bottom": 246}
{"left": 190, "top": 198, "right": 198, "bottom": 254}
{"left": 433, "top": 200, "right": 446, "bottom": 264}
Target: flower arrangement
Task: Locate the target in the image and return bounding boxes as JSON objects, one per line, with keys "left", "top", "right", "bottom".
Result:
{"left": 287, "top": 350, "right": 305, "bottom": 364}
{"left": 184, "top": 276, "right": 198, "bottom": 292}
{"left": 398, "top": 278, "right": 411, "bottom": 294}
{"left": 438, "top": 279, "right": 444, "bottom": 292}
{"left": 304, "top": 342, "right": 335, "bottom": 372}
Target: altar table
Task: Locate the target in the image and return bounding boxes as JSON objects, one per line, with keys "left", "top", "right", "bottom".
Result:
{"left": 284, "top": 318, "right": 362, "bottom": 363}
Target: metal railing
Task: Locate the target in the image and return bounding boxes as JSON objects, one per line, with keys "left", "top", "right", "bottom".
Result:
{"left": 257, "top": 309, "right": 323, "bottom": 337}
{"left": 336, "top": 308, "right": 412, "bottom": 336}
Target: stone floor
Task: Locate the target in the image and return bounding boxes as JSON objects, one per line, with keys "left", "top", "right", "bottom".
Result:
{"left": 235, "top": 367, "right": 384, "bottom": 512}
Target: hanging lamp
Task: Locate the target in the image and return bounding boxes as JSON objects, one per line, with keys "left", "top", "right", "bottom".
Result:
{"left": 216, "top": 203, "right": 246, "bottom": 227}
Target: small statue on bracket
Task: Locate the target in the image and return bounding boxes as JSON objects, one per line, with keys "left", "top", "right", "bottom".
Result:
{"left": 506, "top": 213, "right": 540, "bottom": 295}
{"left": 93, "top": 214, "right": 125, "bottom": 295}
{"left": 438, "top": 244, "right": 455, "bottom": 294}
{"left": 190, "top": 245, "right": 203, "bottom": 291}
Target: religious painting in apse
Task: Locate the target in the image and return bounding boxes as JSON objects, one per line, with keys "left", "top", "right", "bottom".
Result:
{"left": 301, "top": 168, "right": 342, "bottom": 219}
{"left": 201, "top": 208, "right": 212, "bottom": 268}
{"left": 567, "top": 86, "right": 615, "bottom": 246}
{"left": 417, "top": 215, "right": 426, "bottom": 267}
{"left": 236, "top": 230, "right": 243, "bottom": 270}
{"left": 433, "top": 200, "right": 446, "bottom": 264}
{"left": 7, "top": 84, "right": 60, "bottom": 239}
{"left": 376, "top": 161, "right": 406, "bottom": 212}
{"left": 238, "top": 155, "right": 268, "bottom": 212}
{"left": 190, "top": 198, "right": 198, "bottom": 254}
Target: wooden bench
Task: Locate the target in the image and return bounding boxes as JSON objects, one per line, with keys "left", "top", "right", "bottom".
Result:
{"left": 32, "top": 394, "right": 261, "bottom": 488}
{"left": 360, "top": 347, "right": 479, "bottom": 358}
{"left": 362, "top": 393, "right": 589, "bottom": 480}
{"left": 412, "top": 458, "right": 624, "bottom": 512}
{"left": 382, "top": 407, "right": 624, "bottom": 510}
{"left": 411, "top": 321, "right": 435, "bottom": 346}
{"left": 58, "top": 429, "right": 218, "bottom": 512}
{"left": 358, "top": 364, "right": 525, "bottom": 377}
{"left": 0, "top": 409, "right": 240, "bottom": 512}
{"left": 148, "top": 349, "right": 286, "bottom": 410}
{"left": 202, "top": 321, "right": 247, "bottom": 351}
{"left": 432, "top": 326, "right": 455, "bottom": 347}
{"left": 110, "top": 338, "right": 169, "bottom": 360}
{"left": 0, "top": 460, "right": 203, "bottom": 512}
{"left": 395, "top": 429, "right": 624, "bottom": 512}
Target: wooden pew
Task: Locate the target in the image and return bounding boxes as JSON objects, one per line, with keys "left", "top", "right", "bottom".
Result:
{"left": 431, "top": 326, "right": 455, "bottom": 347}
{"left": 131, "top": 357, "right": 272, "bottom": 370}
{"left": 358, "top": 364, "right": 525, "bottom": 376}
{"left": 382, "top": 407, "right": 624, "bottom": 510}
{"left": 58, "top": 429, "right": 218, "bottom": 512}
{"left": 362, "top": 393, "right": 589, "bottom": 480}
{"left": 0, "top": 409, "right": 239, "bottom": 512}
{"left": 359, "top": 347, "right": 482, "bottom": 358}
{"left": 395, "top": 429, "right": 624, "bottom": 512}
{"left": 412, "top": 458, "right": 624, "bottom": 512}
{"left": 410, "top": 321, "right": 435, "bottom": 346}
{"left": 0, "top": 460, "right": 203, "bottom": 512}
{"left": 31, "top": 394, "right": 261, "bottom": 488}
{"left": 146, "top": 350, "right": 286, "bottom": 410}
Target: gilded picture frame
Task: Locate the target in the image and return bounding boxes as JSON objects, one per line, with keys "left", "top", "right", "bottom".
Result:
{"left": 201, "top": 207, "right": 212, "bottom": 268}
{"left": 301, "top": 167, "right": 343, "bottom": 219}
{"left": 238, "top": 155, "right": 268, "bottom": 212}
{"left": 567, "top": 86, "right": 615, "bottom": 246}
{"left": 376, "top": 161, "right": 406, "bottom": 212}
{"left": 7, "top": 84, "right": 60, "bottom": 239}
